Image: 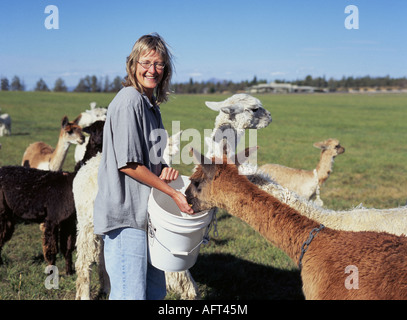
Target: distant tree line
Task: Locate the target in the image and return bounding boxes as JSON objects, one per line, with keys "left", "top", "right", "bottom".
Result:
{"left": 0, "top": 75, "right": 124, "bottom": 93}
{"left": 1, "top": 74, "right": 406, "bottom": 93}
{"left": 286, "top": 75, "right": 407, "bottom": 92}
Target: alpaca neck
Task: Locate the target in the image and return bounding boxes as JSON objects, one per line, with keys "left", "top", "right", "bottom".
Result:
{"left": 48, "top": 136, "right": 70, "bottom": 171}
{"left": 315, "top": 151, "right": 335, "bottom": 185}
{"left": 215, "top": 169, "right": 321, "bottom": 264}
{"left": 209, "top": 125, "right": 244, "bottom": 158}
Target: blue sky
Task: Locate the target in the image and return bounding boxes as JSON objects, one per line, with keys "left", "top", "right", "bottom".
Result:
{"left": 0, "top": 0, "right": 406, "bottom": 90}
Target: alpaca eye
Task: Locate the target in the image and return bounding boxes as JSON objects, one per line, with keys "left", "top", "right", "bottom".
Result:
{"left": 251, "top": 108, "right": 259, "bottom": 112}
{"left": 193, "top": 180, "right": 202, "bottom": 192}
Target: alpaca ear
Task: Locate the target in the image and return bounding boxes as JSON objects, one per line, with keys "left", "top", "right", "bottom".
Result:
{"left": 233, "top": 146, "right": 258, "bottom": 166}
{"left": 73, "top": 114, "right": 82, "bottom": 125}
{"left": 191, "top": 148, "right": 211, "bottom": 165}
{"left": 313, "top": 141, "right": 326, "bottom": 150}
{"left": 191, "top": 148, "right": 217, "bottom": 179}
{"left": 221, "top": 105, "right": 244, "bottom": 115}
{"left": 205, "top": 101, "right": 222, "bottom": 111}
{"left": 61, "top": 116, "right": 69, "bottom": 128}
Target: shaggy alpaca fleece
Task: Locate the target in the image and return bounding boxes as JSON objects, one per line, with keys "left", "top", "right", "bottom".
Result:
{"left": 248, "top": 170, "right": 407, "bottom": 236}
{"left": 0, "top": 166, "right": 76, "bottom": 274}
{"left": 205, "top": 94, "right": 272, "bottom": 159}
{"left": 73, "top": 153, "right": 110, "bottom": 299}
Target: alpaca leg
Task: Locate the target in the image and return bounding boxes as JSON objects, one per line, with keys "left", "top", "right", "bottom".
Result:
{"left": 59, "top": 215, "right": 76, "bottom": 275}
{"left": 75, "top": 225, "right": 94, "bottom": 300}
{"left": 0, "top": 192, "right": 16, "bottom": 265}
{"left": 0, "top": 215, "right": 15, "bottom": 265}
{"left": 75, "top": 249, "right": 92, "bottom": 300}
{"left": 165, "top": 270, "right": 200, "bottom": 300}
{"left": 42, "top": 221, "right": 58, "bottom": 266}
{"left": 314, "top": 186, "right": 324, "bottom": 207}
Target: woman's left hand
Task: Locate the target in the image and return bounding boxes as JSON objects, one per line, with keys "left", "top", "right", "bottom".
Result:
{"left": 159, "top": 167, "right": 179, "bottom": 183}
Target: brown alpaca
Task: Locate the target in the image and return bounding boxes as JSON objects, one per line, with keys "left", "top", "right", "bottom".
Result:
{"left": 259, "top": 139, "right": 345, "bottom": 206}
{"left": 22, "top": 115, "right": 85, "bottom": 171}
{"left": 185, "top": 150, "right": 407, "bottom": 300}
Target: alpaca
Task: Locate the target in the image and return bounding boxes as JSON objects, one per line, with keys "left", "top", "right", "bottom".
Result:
{"left": 247, "top": 167, "right": 407, "bottom": 236}
{"left": 73, "top": 153, "right": 108, "bottom": 299}
{"left": 74, "top": 102, "right": 107, "bottom": 164}
{"left": 73, "top": 130, "right": 200, "bottom": 300}
{"left": 0, "top": 166, "right": 77, "bottom": 274}
{"left": 74, "top": 121, "right": 105, "bottom": 172}
{"left": 185, "top": 149, "right": 407, "bottom": 300}
{"left": 204, "top": 94, "right": 271, "bottom": 158}
{"left": 0, "top": 113, "right": 11, "bottom": 136}
{"left": 22, "top": 115, "right": 85, "bottom": 171}
{"left": 259, "top": 138, "right": 345, "bottom": 206}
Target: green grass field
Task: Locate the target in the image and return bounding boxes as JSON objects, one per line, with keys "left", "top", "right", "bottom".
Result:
{"left": 0, "top": 91, "right": 406, "bottom": 299}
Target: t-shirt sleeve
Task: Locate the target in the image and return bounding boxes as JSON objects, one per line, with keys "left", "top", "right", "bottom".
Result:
{"left": 111, "top": 97, "right": 145, "bottom": 170}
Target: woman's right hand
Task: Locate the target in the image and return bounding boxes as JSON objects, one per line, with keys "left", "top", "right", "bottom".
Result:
{"left": 171, "top": 190, "right": 194, "bottom": 215}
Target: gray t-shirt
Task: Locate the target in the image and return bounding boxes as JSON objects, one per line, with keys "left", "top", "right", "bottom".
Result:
{"left": 93, "top": 87, "right": 167, "bottom": 235}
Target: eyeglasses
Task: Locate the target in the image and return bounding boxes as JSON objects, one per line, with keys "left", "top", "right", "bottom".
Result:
{"left": 137, "top": 61, "right": 165, "bottom": 70}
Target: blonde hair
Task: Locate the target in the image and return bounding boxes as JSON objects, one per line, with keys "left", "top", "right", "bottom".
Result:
{"left": 122, "top": 33, "right": 174, "bottom": 104}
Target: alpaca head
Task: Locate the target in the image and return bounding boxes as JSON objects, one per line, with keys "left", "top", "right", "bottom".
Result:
{"left": 83, "top": 120, "right": 105, "bottom": 151}
{"left": 185, "top": 147, "right": 256, "bottom": 212}
{"left": 313, "top": 138, "right": 345, "bottom": 158}
{"left": 78, "top": 102, "right": 107, "bottom": 128}
{"left": 61, "top": 115, "right": 85, "bottom": 145}
{"left": 205, "top": 94, "right": 272, "bottom": 130}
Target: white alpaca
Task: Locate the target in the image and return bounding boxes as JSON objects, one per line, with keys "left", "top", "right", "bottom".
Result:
{"left": 74, "top": 153, "right": 110, "bottom": 299}
{"left": 0, "top": 113, "right": 11, "bottom": 136}
{"left": 248, "top": 169, "right": 407, "bottom": 236}
{"left": 259, "top": 138, "right": 345, "bottom": 206}
{"left": 231, "top": 145, "right": 407, "bottom": 236}
{"left": 75, "top": 102, "right": 107, "bottom": 164}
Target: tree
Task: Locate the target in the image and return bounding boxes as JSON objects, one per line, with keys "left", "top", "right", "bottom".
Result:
{"left": 1, "top": 77, "right": 9, "bottom": 91}
{"left": 34, "top": 78, "right": 50, "bottom": 91}
{"left": 110, "top": 76, "right": 123, "bottom": 92}
{"left": 74, "top": 75, "right": 101, "bottom": 92}
{"left": 10, "top": 76, "right": 25, "bottom": 91}
{"left": 53, "top": 78, "right": 68, "bottom": 92}
{"left": 90, "top": 75, "right": 100, "bottom": 92}
{"left": 103, "top": 76, "right": 111, "bottom": 92}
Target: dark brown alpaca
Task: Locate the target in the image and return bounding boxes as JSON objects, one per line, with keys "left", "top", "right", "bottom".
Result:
{"left": 0, "top": 121, "right": 105, "bottom": 275}
{"left": 185, "top": 150, "right": 407, "bottom": 300}
{"left": 0, "top": 167, "right": 76, "bottom": 274}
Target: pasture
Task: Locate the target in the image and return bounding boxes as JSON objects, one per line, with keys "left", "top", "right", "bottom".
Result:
{"left": 0, "top": 91, "right": 406, "bottom": 299}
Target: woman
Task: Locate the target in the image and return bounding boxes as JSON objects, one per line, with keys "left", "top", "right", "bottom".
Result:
{"left": 94, "top": 33, "right": 194, "bottom": 300}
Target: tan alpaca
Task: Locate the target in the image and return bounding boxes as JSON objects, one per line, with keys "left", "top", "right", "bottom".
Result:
{"left": 22, "top": 115, "right": 84, "bottom": 171}
{"left": 185, "top": 150, "right": 407, "bottom": 300}
{"left": 259, "top": 138, "right": 345, "bottom": 206}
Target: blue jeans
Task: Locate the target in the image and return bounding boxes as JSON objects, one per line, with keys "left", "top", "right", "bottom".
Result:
{"left": 102, "top": 227, "right": 166, "bottom": 300}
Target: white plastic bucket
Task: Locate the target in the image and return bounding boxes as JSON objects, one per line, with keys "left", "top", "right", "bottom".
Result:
{"left": 147, "top": 175, "right": 213, "bottom": 272}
